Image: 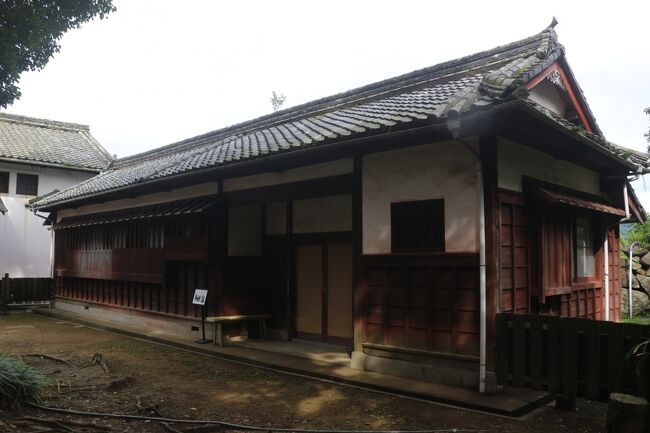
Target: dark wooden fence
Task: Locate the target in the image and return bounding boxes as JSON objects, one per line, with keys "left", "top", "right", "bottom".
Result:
{"left": 496, "top": 313, "right": 650, "bottom": 402}
{"left": 1, "top": 274, "right": 53, "bottom": 311}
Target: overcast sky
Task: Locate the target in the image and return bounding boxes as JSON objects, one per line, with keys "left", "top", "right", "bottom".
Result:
{"left": 4, "top": 1, "right": 650, "bottom": 205}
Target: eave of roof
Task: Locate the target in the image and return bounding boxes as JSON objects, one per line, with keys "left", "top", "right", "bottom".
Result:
{"left": 0, "top": 112, "right": 113, "bottom": 171}
{"left": 0, "top": 155, "right": 104, "bottom": 173}
{"left": 517, "top": 100, "right": 641, "bottom": 172}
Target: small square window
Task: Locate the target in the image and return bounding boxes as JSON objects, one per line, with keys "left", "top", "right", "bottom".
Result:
{"left": 0, "top": 171, "right": 8, "bottom": 193}
{"left": 574, "top": 216, "right": 595, "bottom": 277}
{"left": 391, "top": 199, "right": 445, "bottom": 253}
{"left": 16, "top": 173, "right": 38, "bottom": 196}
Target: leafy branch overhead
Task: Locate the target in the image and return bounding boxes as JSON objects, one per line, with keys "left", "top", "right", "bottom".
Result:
{"left": 0, "top": 0, "right": 116, "bottom": 108}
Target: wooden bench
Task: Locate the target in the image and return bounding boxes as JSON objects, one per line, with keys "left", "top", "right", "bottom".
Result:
{"left": 206, "top": 314, "right": 271, "bottom": 347}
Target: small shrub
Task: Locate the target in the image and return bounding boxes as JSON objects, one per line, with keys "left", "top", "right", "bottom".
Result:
{"left": 0, "top": 356, "right": 50, "bottom": 409}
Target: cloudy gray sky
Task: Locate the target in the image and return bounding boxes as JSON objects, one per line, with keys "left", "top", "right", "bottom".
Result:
{"left": 5, "top": 1, "right": 650, "bottom": 204}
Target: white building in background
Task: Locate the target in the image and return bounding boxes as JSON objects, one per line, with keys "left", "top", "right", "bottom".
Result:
{"left": 0, "top": 113, "right": 111, "bottom": 277}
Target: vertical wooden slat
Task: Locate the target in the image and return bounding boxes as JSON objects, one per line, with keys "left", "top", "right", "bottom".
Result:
{"left": 623, "top": 323, "right": 638, "bottom": 395}
{"left": 496, "top": 313, "right": 510, "bottom": 386}
{"left": 584, "top": 319, "right": 600, "bottom": 400}
{"left": 512, "top": 314, "right": 526, "bottom": 387}
{"left": 547, "top": 316, "right": 562, "bottom": 394}
{"left": 561, "top": 318, "right": 579, "bottom": 397}
{"left": 529, "top": 314, "right": 543, "bottom": 390}
{"left": 608, "top": 321, "right": 626, "bottom": 394}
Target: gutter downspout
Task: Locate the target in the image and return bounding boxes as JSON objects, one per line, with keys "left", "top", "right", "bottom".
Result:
{"left": 629, "top": 242, "right": 639, "bottom": 319}
{"left": 623, "top": 184, "right": 630, "bottom": 220}
{"left": 477, "top": 158, "right": 487, "bottom": 393}
{"left": 452, "top": 129, "right": 487, "bottom": 394}
{"left": 604, "top": 233, "right": 609, "bottom": 321}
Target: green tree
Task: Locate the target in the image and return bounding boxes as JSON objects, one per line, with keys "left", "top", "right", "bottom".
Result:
{"left": 626, "top": 219, "right": 650, "bottom": 247}
{"left": 646, "top": 107, "right": 650, "bottom": 151}
{"left": 0, "top": 0, "right": 115, "bottom": 108}
{"left": 270, "top": 91, "right": 286, "bottom": 112}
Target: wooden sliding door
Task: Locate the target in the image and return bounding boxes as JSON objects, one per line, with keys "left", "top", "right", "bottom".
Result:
{"left": 295, "top": 241, "right": 353, "bottom": 345}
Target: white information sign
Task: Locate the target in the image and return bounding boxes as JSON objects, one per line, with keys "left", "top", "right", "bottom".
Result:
{"left": 192, "top": 289, "right": 208, "bottom": 306}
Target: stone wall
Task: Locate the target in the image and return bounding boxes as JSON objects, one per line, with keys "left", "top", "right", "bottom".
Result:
{"left": 621, "top": 245, "right": 650, "bottom": 317}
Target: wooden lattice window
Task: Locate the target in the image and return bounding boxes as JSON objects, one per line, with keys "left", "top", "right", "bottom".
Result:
{"left": 0, "top": 171, "right": 8, "bottom": 193}
{"left": 16, "top": 173, "right": 38, "bottom": 196}
{"left": 391, "top": 199, "right": 445, "bottom": 253}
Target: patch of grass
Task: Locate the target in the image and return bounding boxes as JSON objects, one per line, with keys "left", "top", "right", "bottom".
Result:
{"left": 0, "top": 356, "right": 50, "bottom": 410}
{"left": 623, "top": 315, "right": 650, "bottom": 325}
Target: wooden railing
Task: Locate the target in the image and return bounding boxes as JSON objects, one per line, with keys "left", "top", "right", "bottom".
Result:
{"left": 496, "top": 313, "right": 650, "bottom": 402}
{"left": 1, "top": 274, "right": 53, "bottom": 312}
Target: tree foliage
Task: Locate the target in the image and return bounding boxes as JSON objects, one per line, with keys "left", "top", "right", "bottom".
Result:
{"left": 0, "top": 0, "right": 115, "bottom": 108}
{"left": 646, "top": 107, "right": 650, "bottom": 151}
{"left": 270, "top": 91, "right": 286, "bottom": 112}
{"left": 626, "top": 219, "right": 650, "bottom": 247}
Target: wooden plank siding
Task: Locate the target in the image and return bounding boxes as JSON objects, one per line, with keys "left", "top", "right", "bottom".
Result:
{"left": 499, "top": 191, "right": 529, "bottom": 314}
{"left": 53, "top": 204, "right": 275, "bottom": 322}
{"left": 361, "top": 254, "right": 480, "bottom": 357}
{"left": 498, "top": 189, "right": 621, "bottom": 322}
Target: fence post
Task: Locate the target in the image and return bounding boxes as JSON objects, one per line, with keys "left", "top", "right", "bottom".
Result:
{"left": 496, "top": 313, "right": 510, "bottom": 387}
{"left": 1, "top": 273, "right": 9, "bottom": 314}
{"left": 557, "top": 317, "right": 578, "bottom": 411}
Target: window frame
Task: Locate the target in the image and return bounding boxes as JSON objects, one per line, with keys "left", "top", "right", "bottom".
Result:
{"left": 0, "top": 171, "right": 8, "bottom": 193}
{"left": 15, "top": 173, "right": 39, "bottom": 196}
{"left": 571, "top": 213, "right": 600, "bottom": 284}
{"left": 571, "top": 213, "right": 599, "bottom": 282}
{"left": 390, "top": 198, "right": 445, "bottom": 254}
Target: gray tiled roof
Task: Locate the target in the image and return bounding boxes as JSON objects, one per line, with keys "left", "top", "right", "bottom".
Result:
{"left": 30, "top": 26, "right": 644, "bottom": 209}
{"left": 0, "top": 197, "right": 6, "bottom": 214}
{"left": 0, "top": 113, "right": 112, "bottom": 171}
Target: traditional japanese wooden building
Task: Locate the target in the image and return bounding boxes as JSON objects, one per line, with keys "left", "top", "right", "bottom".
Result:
{"left": 30, "top": 24, "right": 648, "bottom": 392}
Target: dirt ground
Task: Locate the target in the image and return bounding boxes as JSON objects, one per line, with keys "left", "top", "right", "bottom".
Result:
{"left": 0, "top": 312, "right": 607, "bottom": 433}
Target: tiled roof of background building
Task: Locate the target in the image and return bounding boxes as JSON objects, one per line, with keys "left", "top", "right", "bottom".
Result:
{"left": 30, "top": 25, "right": 647, "bottom": 209}
{"left": 0, "top": 113, "right": 112, "bottom": 171}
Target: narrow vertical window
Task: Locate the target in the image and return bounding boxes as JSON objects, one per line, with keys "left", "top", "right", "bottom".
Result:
{"left": 574, "top": 216, "right": 595, "bottom": 277}
{"left": 0, "top": 171, "right": 8, "bottom": 193}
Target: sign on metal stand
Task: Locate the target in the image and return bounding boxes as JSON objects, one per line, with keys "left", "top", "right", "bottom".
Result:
{"left": 192, "top": 288, "right": 210, "bottom": 344}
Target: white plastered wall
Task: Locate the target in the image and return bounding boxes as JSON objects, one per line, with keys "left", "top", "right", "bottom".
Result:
{"left": 527, "top": 80, "right": 566, "bottom": 117}
{"left": 228, "top": 204, "right": 263, "bottom": 256}
{"left": 0, "top": 161, "right": 94, "bottom": 277}
{"left": 362, "top": 140, "right": 480, "bottom": 254}
{"left": 57, "top": 182, "right": 220, "bottom": 221}
{"left": 293, "top": 194, "right": 352, "bottom": 234}
{"left": 265, "top": 202, "right": 287, "bottom": 235}
{"left": 497, "top": 137, "right": 600, "bottom": 194}
{"left": 223, "top": 158, "right": 353, "bottom": 192}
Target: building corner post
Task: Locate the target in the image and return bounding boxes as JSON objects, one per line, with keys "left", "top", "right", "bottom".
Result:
{"left": 352, "top": 154, "right": 364, "bottom": 360}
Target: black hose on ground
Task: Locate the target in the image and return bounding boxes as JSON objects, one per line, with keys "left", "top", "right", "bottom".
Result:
{"left": 29, "top": 403, "right": 488, "bottom": 433}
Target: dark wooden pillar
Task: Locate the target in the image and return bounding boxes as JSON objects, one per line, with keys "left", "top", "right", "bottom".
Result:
{"left": 479, "top": 135, "right": 499, "bottom": 371}
{"left": 215, "top": 181, "right": 227, "bottom": 316}
{"left": 285, "top": 200, "right": 293, "bottom": 340}
{"left": 352, "top": 155, "right": 364, "bottom": 352}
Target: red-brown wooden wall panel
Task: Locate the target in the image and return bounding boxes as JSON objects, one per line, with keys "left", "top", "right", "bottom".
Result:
{"left": 361, "top": 254, "right": 479, "bottom": 356}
